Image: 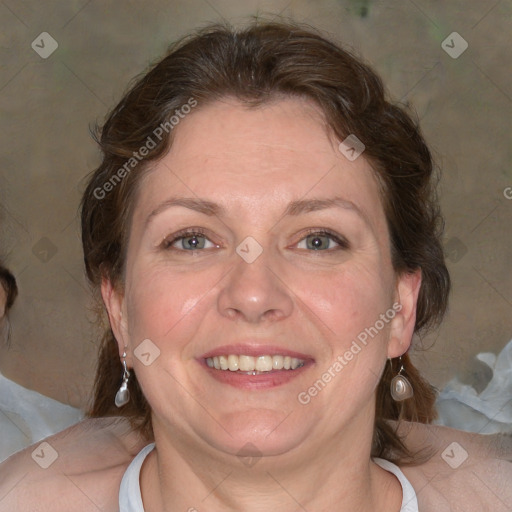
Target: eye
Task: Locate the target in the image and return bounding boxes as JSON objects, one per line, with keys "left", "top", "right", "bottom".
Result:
{"left": 296, "top": 230, "right": 349, "bottom": 251}
{"left": 162, "top": 229, "right": 218, "bottom": 251}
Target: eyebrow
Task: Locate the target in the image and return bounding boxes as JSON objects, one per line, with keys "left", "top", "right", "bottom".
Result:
{"left": 147, "top": 198, "right": 222, "bottom": 225}
{"left": 284, "top": 197, "right": 365, "bottom": 217}
{"left": 146, "top": 196, "right": 370, "bottom": 227}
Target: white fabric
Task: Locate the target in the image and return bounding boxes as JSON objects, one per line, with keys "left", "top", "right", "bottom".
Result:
{"left": 119, "top": 443, "right": 155, "bottom": 512}
{"left": 374, "top": 457, "right": 419, "bottom": 512}
{"left": 119, "top": 444, "right": 418, "bottom": 512}
{"left": 435, "top": 338, "right": 512, "bottom": 434}
{"left": 0, "top": 370, "right": 83, "bottom": 462}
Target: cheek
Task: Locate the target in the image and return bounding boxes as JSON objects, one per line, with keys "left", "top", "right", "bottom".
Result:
{"left": 122, "top": 245, "right": 394, "bottom": 361}
{"left": 295, "top": 264, "right": 394, "bottom": 414}
{"left": 123, "top": 262, "right": 221, "bottom": 347}
{"left": 294, "top": 258, "right": 394, "bottom": 344}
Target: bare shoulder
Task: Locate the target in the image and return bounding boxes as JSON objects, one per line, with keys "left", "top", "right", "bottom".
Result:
{"left": 0, "top": 416, "right": 147, "bottom": 512}
{"left": 398, "top": 421, "right": 512, "bottom": 512}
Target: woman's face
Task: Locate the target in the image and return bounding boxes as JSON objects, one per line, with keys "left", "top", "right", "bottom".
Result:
{"left": 104, "top": 97, "right": 420, "bottom": 460}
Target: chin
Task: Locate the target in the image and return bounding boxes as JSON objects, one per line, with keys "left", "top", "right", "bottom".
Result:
{"left": 202, "top": 408, "right": 311, "bottom": 458}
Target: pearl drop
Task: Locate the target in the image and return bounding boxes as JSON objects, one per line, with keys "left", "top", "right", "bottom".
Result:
{"left": 390, "top": 375, "right": 413, "bottom": 401}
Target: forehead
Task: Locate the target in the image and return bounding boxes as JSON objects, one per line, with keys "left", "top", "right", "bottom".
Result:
{"left": 162, "top": 97, "right": 341, "bottom": 181}
{"left": 135, "top": 97, "right": 386, "bottom": 235}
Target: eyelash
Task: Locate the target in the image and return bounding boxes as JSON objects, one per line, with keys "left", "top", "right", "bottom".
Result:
{"left": 161, "top": 227, "right": 211, "bottom": 250}
{"left": 298, "top": 228, "right": 350, "bottom": 251}
{"left": 161, "top": 227, "right": 350, "bottom": 252}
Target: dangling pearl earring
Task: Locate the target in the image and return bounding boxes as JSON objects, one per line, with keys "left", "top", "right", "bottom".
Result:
{"left": 390, "top": 356, "right": 413, "bottom": 401}
{"left": 115, "top": 349, "right": 131, "bottom": 407}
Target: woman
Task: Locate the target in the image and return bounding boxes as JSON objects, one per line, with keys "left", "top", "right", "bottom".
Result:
{"left": 1, "top": 20, "right": 510, "bottom": 512}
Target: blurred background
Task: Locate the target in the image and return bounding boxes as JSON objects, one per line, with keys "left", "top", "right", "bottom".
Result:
{"left": 0, "top": 0, "right": 511, "bottom": 456}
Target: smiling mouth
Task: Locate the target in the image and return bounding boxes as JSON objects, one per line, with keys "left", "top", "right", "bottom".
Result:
{"left": 205, "top": 354, "right": 305, "bottom": 373}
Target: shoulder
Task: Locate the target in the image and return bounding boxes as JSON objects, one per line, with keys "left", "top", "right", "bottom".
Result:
{"left": 397, "top": 421, "right": 512, "bottom": 512}
{"left": 0, "top": 416, "right": 147, "bottom": 512}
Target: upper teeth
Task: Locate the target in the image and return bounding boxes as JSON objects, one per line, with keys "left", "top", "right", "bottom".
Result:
{"left": 206, "top": 355, "right": 305, "bottom": 372}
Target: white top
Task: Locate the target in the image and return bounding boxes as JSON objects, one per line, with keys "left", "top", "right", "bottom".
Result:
{"left": 119, "top": 443, "right": 155, "bottom": 512}
{"left": 0, "top": 370, "right": 83, "bottom": 463}
{"left": 119, "top": 444, "right": 419, "bottom": 512}
{"left": 374, "top": 457, "right": 419, "bottom": 512}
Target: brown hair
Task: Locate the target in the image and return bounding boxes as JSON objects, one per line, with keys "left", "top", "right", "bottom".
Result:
{"left": 83, "top": 20, "right": 450, "bottom": 464}
{"left": 0, "top": 264, "right": 17, "bottom": 313}
{"left": 0, "top": 264, "right": 18, "bottom": 346}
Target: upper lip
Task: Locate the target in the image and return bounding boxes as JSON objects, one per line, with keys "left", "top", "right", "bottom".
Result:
{"left": 200, "top": 343, "right": 314, "bottom": 361}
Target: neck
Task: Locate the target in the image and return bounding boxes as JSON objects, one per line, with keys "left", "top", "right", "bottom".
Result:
{"left": 140, "top": 412, "right": 402, "bottom": 512}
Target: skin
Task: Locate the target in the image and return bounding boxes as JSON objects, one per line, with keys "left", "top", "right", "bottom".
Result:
{"left": 102, "top": 97, "right": 421, "bottom": 512}
{"left": 1, "top": 418, "right": 510, "bottom": 511}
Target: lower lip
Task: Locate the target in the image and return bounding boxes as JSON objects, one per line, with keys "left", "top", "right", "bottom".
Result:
{"left": 200, "top": 361, "right": 313, "bottom": 390}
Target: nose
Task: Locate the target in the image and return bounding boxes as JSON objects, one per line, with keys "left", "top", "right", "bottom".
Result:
{"left": 217, "top": 249, "right": 294, "bottom": 324}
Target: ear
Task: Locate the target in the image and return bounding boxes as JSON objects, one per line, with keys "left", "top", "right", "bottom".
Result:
{"left": 387, "top": 269, "right": 422, "bottom": 359}
{"left": 101, "top": 276, "right": 131, "bottom": 364}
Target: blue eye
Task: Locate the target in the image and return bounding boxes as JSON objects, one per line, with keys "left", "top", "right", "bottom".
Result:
{"left": 297, "top": 230, "right": 349, "bottom": 251}
{"left": 161, "top": 228, "right": 349, "bottom": 253}
{"left": 163, "top": 230, "right": 217, "bottom": 251}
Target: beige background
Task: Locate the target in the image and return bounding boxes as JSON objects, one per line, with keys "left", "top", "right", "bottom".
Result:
{"left": 0, "top": 0, "right": 511, "bottom": 409}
